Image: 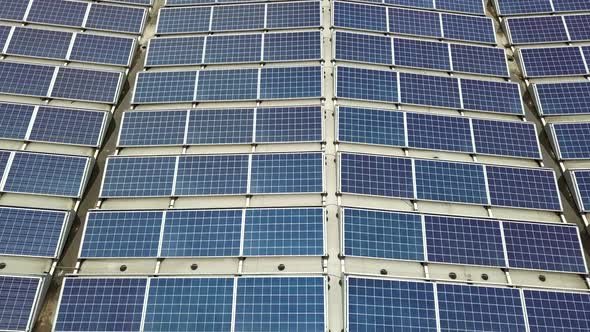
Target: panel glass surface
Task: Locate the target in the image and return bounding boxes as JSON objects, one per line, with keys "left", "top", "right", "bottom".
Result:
{"left": 264, "top": 31, "right": 321, "bottom": 62}
{"left": 210, "top": 4, "right": 264, "bottom": 31}
{"left": 134, "top": 71, "right": 197, "bottom": 103}
{"left": 157, "top": 7, "right": 211, "bottom": 34}
{"left": 146, "top": 37, "right": 204, "bottom": 66}
{"left": 260, "top": 66, "right": 322, "bottom": 99}
{"left": 7, "top": 27, "right": 71, "bottom": 60}
{"left": 175, "top": 154, "right": 249, "bottom": 195}
{"left": 255, "top": 106, "right": 322, "bottom": 143}
{"left": 196, "top": 69, "right": 258, "bottom": 101}
{"left": 565, "top": 15, "right": 590, "bottom": 41}
{"left": 507, "top": 16, "right": 569, "bottom": 44}
{"left": 442, "top": 14, "right": 495, "bottom": 44}
{"left": 187, "top": 109, "right": 254, "bottom": 144}
{"left": 461, "top": 79, "right": 523, "bottom": 114}
{"left": 0, "top": 276, "right": 39, "bottom": 331}
{"left": 472, "top": 119, "right": 540, "bottom": 159}
{"left": 0, "top": 0, "right": 29, "bottom": 21}
{"left": 406, "top": 113, "right": 472, "bottom": 153}
{"left": 70, "top": 34, "right": 134, "bottom": 66}
{"left": 524, "top": 289, "right": 590, "bottom": 332}
{"left": 27, "top": 0, "right": 87, "bottom": 28}
{"left": 30, "top": 107, "right": 106, "bottom": 147}
{"left": 534, "top": 82, "right": 590, "bottom": 115}
{"left": 0, "top": 62, "right": 54, "bottom": 97}
{"left": 0, "top": 103, "right": 34, "bottom": 140}
{"left": 205, "top": 34, "right": 261, "bottom": 64}
{"left": 266, "top": 1, "right": 321, "bottom": 29}
{"left": 333, "top": 1, "right": 387, "bottom": 32}
{"left": 85, "top": 4, "right": 145, "bottom": 34}
{"left": 400, "top": 73, "right": 460, "bottom": 109}
{"left": 573, "top": 170, "right": 590, "bottom": 212}
{"left": 496, "top": 0, "right": 553, "bottom": 15}
{"left": 521, "top": 47, "right": 588, "bottom": 77}
{"left": 436, "top": 0, "right": 485, "bottom": 15}
{"left": 338, "top": 106, "right": 405, "bottom": 147}
{"left": 551, "top": 122, "right": 590, "bottom": 159}
{"left": 51, "top": 68, "right": 121, "bottom": 104}
{"left": 119, "top": 110, "right": 186, "bottom": 146}
{"left": 335, "top": 31, "right": 391, "bottom": 65}
{"left": 336, "top": 66, "right": 397, "bottom": 102}
{"left": 450, "top": 44, "right": 508, "bottom": 77}
{"left": 389, "top": 8, "right": 442, "bottom": 38}
{"left": 250, "top": 153, "right": 323, "bottom": 194}
{"left": 100, "top": 156, "right": 176, "bottom": 198}
{"left": 394, "top": 38, "right": 450, "bottom": 71}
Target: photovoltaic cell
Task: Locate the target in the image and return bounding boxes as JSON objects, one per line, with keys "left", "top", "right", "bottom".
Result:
{"left": 0, "top": 276, "right": 40, "bottom": 331}
{"left": 196, "top": 69, "right": 258, "bottom": 101}
{"left": 461, "top": 79, "right": 523, "bottom": 114}
{"left": 266, "top": 1, "right": 321, "bottom": 29}
{"left": 264, "top": 31, "right": 321, "bottom": 62}
{"left": 407, "top": 112, "right": 472, "bottom": 153}
{"left": 85, "top": 4, "right": 145, "bottom": 34}
{"left": 0, "top": 62, "right": 54, "bottom": 97}
{"left": 472, "top": 119, "right": 540, "bottom": 159}
{"left": 134, "top": 71, "right": 197, "bottom": 103}
{"left": 343, "top": 208, "right": 423, "bottom": 261}
{"left": 255, "top": 106, "right": 322, "bottom": 143}
{"left": 400, "top": 73, "right": 461, "bottom": 109}
{"left": 565, "top": 15, "right": 590, "bottom": 41}
{"left": 334, "top": 31, "right": 392, "bottom": 65}
{"left": 333, "top": 1, "right": 387, "bottom": 32}
{"left": 450, "top": 44, "right": 509, "bottom": 77}
{"left": 250, "top": 153, "right": 323, "bottom": 193}
{"left": 336, "top": 66, "right": 398, "bottom": 102}
{"left": 496, "top": 0, "right": 553, "bottom": 15}
{"left": 394, "top": 38, "right": 451, "bottom": 71}
{"left": 533, "top": 82, "right": 590, "bottom": 115}
{"left": 442, "top": 14, "right": 495, "bottom": 44}
{"left": 0, "top": 103, "right": 34, "bottom": 140}
{"left": 506, "top": 16, "right": 569, "bottom": 44}
{"left": 175, "top": 154, "right": 249, "bottom": 195}
{"left": 100, "top": 156, "right": 176, "bottom": 198}
{"left": 156, "top": 7, "right": 211, "bottom": 34}
{"left": 119, "top": 110, "right": 186, "bottom": 146}
{"left": 146, "top": 37, "right": 204, "bottom": 66}
{"left": 524, "top": 289, "right": 590, "bottom": 332}
{"left": 572, "top": 170, "right": 590, "bottom": 212}
{"left": 0, "top": 0, "right": 28, "bottom": 21}
{"left": 337, "top": 106, "right": 405, "bottom": 147}
{"left": 436, "top": 0, "right": 485, "bottom": 15}
{"left": 389, "top": 8, "right": 442, "bottom": 38}
{"left": 187, "top": 108, "right": 254, "bottom": 144}
{"left": 211, "top": 4, "right": 264, "bottom": 31}
{"left": 70, "top": 34, "right": 134, "bottom": 66}
{"left": 260, "top": 66, "right": 322, "bottom": 99}
{"left": 550, "top": 122, "right": 590, "bottom": 159}
{"left": 51, "top": 67, "right": 121, "bottom": 104}
{"left": 520, "top": 47, "right": 588, "bottom": 77}
{"left": 27, "top": 0, "right": 87, "bottom": 28}
{"left": 205, "top": 34, "right": 261, "bottom": 63}
{"left": 6, "top": 28, "right": 71, "bottom": 60}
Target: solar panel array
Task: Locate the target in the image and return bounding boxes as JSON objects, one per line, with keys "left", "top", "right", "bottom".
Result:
{"left": 505, "top": 14, "right": 590, "bottom": 44}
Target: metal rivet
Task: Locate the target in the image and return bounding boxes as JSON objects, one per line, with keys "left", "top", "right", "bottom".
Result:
{"left": 380, "top": 269, "right": 388, "bottom": 275}
{"left": 278, "top": 264, "right": 285, "bottom": 271}
{"left": 191, "top": 263, "right": 198, "bottom": 271}
{"left": 481, "top": 274, "right": 489, "bottom": 281}
{"left": 539, "top": 275, "right": 546, "bottom": 282}
{"left": 449, "top": 272, "right": 457, "bottom": 280}
{"left": 119, "top": 265, "right": 127, "bottom": 272}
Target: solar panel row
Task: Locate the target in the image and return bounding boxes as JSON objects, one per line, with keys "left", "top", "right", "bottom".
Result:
{"left": 506, "top": 14, "right": 590, "bottom": 44}
{"left": 518, "top": 46, "right": 590, "bottom": 78}
{"left": 0, "top": 26, "right": 136, "bottom": 66}
{"left": 119, "top": 106, "right": 322, "bottom": 146}
{"left": 0, "top": 62, "right": 123, "bottom": 103}
{"left": 343, "top": 207, "right": 586, "bottom": 273}
{"left": 54, "top": 276, "right": 326, "bottom": 332}
{"left": 334, "top": 31, "right": 509, "bottom": 77}
{"left": 81, "top": 207, "right": 324, "bottom": 258}
{"left": 495, "top": 0, "right": 590, "bottom": 15}
{"left": 333, "top": 1, "right": 496, "bottom": 44}
{"left": 532, "top": 81, "right": 590, "bottom": 116}
{"left": 0, "top": 276, "right": 43, "bottom": 332}
{"left": 0, "top": 0, "right": 147, "bottom": 34}
{"left": 100, "top": 153, "right": 323, "bottom": 198}
{"left": 338, "top": 106, "right": 540, "bottom": 159}
{"left": 146, "top": 31, "right": 321, "bottom": 66}
{"left": 348, "top": 277, "right": 590, "bottom": 332}
{"left": 157, "top": 1, "right": 321, "bottom": 34}
{"left": 339, "top": 152, "right": 561, "bottom": 210}
{"left": 335, "top": 66, "right": 523, "bottom": 114}
{"left": 133, "top": 66, "right": 322, "bottom": 103}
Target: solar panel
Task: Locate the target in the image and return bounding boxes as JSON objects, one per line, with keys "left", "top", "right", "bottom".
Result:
{"left": 0, "top": 207, "right": 68, "bottom": 258}
{"left": 347, "top": 277, "right": 437, "bottom": 331}
{"left": 533, "top": 82, "right": 590, "bottom": 115}
{"left": 450, "top": 44, "right": 509, "bottom": 77}
{"left": 156, "top": 6, "right": 211, "bottom": 34}
{"left": 0, "top": 26, "right": 10, "bottom": 48}
{"left": 264, "top": 31, "right": 322, "bottom": 62}
{"left": 442, "top": 13, "right": 496, "bottom": 44}
{"left": 30, "top": 107, "right": 107, "bottom": 147}
{"left": 146, "top": 36, "right": 204, "bottom": 66}
{"left": 100, "top": 156, "right": 176, "bottom": 198}
{"left": 235, "top": 277, "right": 326, "bottom": 331}
{"left": 550, "top": 122, "right": 590, "bottom": 160}
{"left": 339, "top": 153, "right": 414, "bottom": 198}
{"left": 175, "top": 154, "right": 249, "bottom": 196}
{"left": 496, "top": 0, "right": 553, "bottom": 15}
{"left": 520, "top": 47, "right": 588, "bottom": 78}
{"left": 196, "top": 68, "right": 258, "bottom": 101}
{"left": 81, "top": 210, "right": 162, "bottom": 258}
{"left": 415, "top": 159, "right": 488, "bottom": 204}
{"left": 211, "top": 4, "right": 264, "bottom": 31}
{"left": 0, "top": 0, "right": 28, "bottom": 21}
{"left": 400, "top": 73, "right": 461, "bottom": 109}
{"left": 389, "top": 8, "right": 442, "bottom": 38}
{"left": 250, "top": 153, "right": 323, "bottom": 193}
{"left": 486, "top": 165, "right": 561, "bottom": 211}
{"left": 3, "top": 151, "right": 90, "bottom": 198}
{"left": 51, "top": 67, "right": 122, "bottom": 104}
{"left": 394, "top": 38, "right": 451, "bottom": 71}
{"left": 6, "top": 27, "right": 71, "bottom": 60}
{"left": 144, "top": 278, "right": 234, "bottom": 331}
{"left": 335, "top": 66, "right": 398, "bottom": 102}
{"left": 0, "top": 151, "right": 10, "bottom": 176}
{"left": 255, "top": 106, "right": 322, "bottom": 143}
{"left": 437, "top": 283, "right": 527, "bottom": 332}
{"left": 436, "top": 0, "right": 485, "bottom": 15}
{"left": 187, "top": 108, "right": 254, "bottom": 144}
{"left": 523, "top": 289, "right": 590, "bottom": 331}
{"left": 571, "top": 170, "right": 590, "bottom": 212}
{"left": 205, "top": 34, "right": 261, "bottom": 63}
{"left": 85, "top": 3, "right": 146, "bottom": 34}
{"left": 0, "top": 276, "right": 41, "bottom": 332}
{"left": 119, "top": 110, "right": 186, "bottom": 146}
{"left": 0, "top": 103, "right": 34, "bottom": 140}
{"left": 266, "top": 1, "right": 321, "bottom": 29}
{"left": 260, "top": 66, "right": 322, "bottom": 99}
{"left": 334, "top": 31, "right": 391, "bottom": 65}
{"left": 565, "top": 14, "right": 590, "bottom": 41}
{"left": 553, "top": 0, "right": 590, "bottom": 12}
{"left": 243, "top": 208, "right": 324, "bottom": 256}
{"left": 27, "top": 0, "right": 87, "bottom": 28}
{"left": 343, "top": 208, "right": 423, "bottom": 261}
{"left": 54, "top": 278, "right": 147, "bottom": 332}
{"left": 472, "top": 119, "right": 541, "bottom": 159}
{"left": 107, "top": 0, "right": 153, "bottom": 5}
{"left": 134, "top": 71, "right": 197, "bottom": 103}
{"left": 162, "top": 209, "right": 242, "bottom": 257}
{"left": 460, "top": 79, "right": 524, "bottom": 114}
{"left": 406, "top": 112, "right": 472, "bottom": 152}
{"left": 337, "top": 106, "right": 405, "bottom": 147}
{"left": 385, "top": 0, "right": 433, "bottom": 10}
{"left": 506, "top": 16, "right": 569, "bottom": 44}
{"left": 503, "top": 221, "right": 586, "bottom": 273}
{"left": 0, "top": 62, "right": 54, "bottom": 98}
{"left": 70, "top": 34, "right": 135, "bottom": 66}
{"left": 425, "top": 215, "right": 505, "bottom": 267}
{"left": 333, "top": 1, "right": 387, "bottom": 32}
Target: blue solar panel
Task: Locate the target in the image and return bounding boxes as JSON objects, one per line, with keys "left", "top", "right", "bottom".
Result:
{"left": 266, "top": 1, "right": 321, "bottom": 29}
{"left": 260, "top": 66, "right": 322, "bottom": 99}
{"left": 407, "top": 112, "right": 472, "bottom": 153}
{"left": 496, "top": 0, "right": 553, "bottom": 15}
{"left": 0, "top": 103, "right": 34, "bottom": 140}
{"left": 339, "top": 153, "right": 414, "bottom": 198}
{"left": 553, "top": 0, "right": 590, "bottom": 12}
{"left": 119, "top": 110, "right": 187, "bottom": 146}
{"left": 425, "top": 215, "right": 505, "bottom": 267}
{"left": 336, "top": 66, "right": 398, "bottom": 102}
{"left": 394, "top": 38, "right": 451, "bottom": 71}
{"left": 486, "top": 166, "right": 561, "bottom": 211}
{"left": 146, "top": 36, "right": 204, "bottom": 66}
{"left": 0, "top": 26, "right": 10, "bottom": 48}
{"left": 550, "top": 122, "right": 590, "bottom": 159}
{"left": 175, "top": 154, "right": 249, "bottom": 195}
{"left": 0, "top": 0, "right": 28, "bottom": 21}
{"left": 81, "top": 210, "right": 162, "bottom": 258}
{"left": 235, "top": 277, "right": 326, "bottom": 331}
{"left": 70, "top": 34, "right": 134, "bottom": 66}
{"left": 250, "top": 153, "right": 323, "bottom": 194}
{"left": 504, "top": 221, "right": 586, "bottom": 273}
{"left": 6, "top": 27, "right": 71, "bottom": 60}
{"left": 565, "top": 14, "right": 590, "bottom": 41}
{"left": 108, "top": 0, "right": 153, "bottom": 5}
{"left": 415, "top": 159, "right": 488, "bottom": 204}
{"left": 343, "top": 208, "right": 423, "bottom": 261}
{"left": 442, "top": 14, "right": 496, "bottom": 44}
{"left": 85, "top": 3, "right": 146, "bottom": 34}
{"left": 187, "top": 108, "right": 254, "bottom": 144}
{"left": 333, "top": 1, "right": 387, "bottom": 32}
{"left": 348, "top": 277, "right": 437, "bottom": 332}
{"left": 205, "top": 34, "right": 261, "bottom": 63}
{"left": 211, "top": 4, "right": 264, "bottom": 31}
{"left": 507, "top": 16, "right": 569, "bottom": 44}
{"left": 264, "top": 31, "right": 321, "bottom": 62}
{"left": 27, "top": 0, "right": 87, "bottom": 28}
{"left": 255, "top": 106, "right": 322, "bottom": 143}
{"left": 389, "top": 8, "right": 442, "bottom": 38}
{"left": 144, "top": 278, "right": 234, "bottom": 331}
{"left": 162, "top": 209, "right": 242, "bottom": 257}
{"left": 0, "top": 151, "right": 9, "bottom": 176}
{"left": 0, "top": 62, "right": 54, "bottom": 98}
{"left": 0, "top": 276, "right": 40, "bottom": 332}
{"left": 572, "top": 170, "right": 590, "bottom": 212}
{"left": 400, "top": 73, "right": 461, "bottom": 109}
{"left": 520, "top": 47, "right": 588, "bottom": 77}
{"left": 450, "top": 44, "right": 509, "bottom": 77}
{"left": 437, "top": 284, "right": 527, "bottom": 332}
{"left": 0, "top": 207, "right": 67, "bottom": 258}
{"left": 4, "top": 152, "right": 89, "bottom": 198}
{"left": 134, "top": 71, "right": 197, "bottom": 103}
{"left": 30, "top": 107, "right": 107, "bottom": 147}
{"left": 157, "top": 6, "right": 211, "bottom": 34}
{"left": 436, "top": 0, "right": 485, "bottom": 15}
{"left": 55, "top": 278, "right": 147, "bottom": 332}
{"left": 100, "top": 156, "right": 176, "bottom": 198}
{"left": 461, "top": 79, "right": 523, "bottom": 114}
{"left": 338, "top": 106, "right": 405, "bottom": 147}
{"left": 386, "top": 0, "right": 433, "bottom": 9}
{"left": 334, "top": 31, "right": 392, "bottom": 65}
{"left": 51, "top": 67, "right": 122, "bottom": 104}
{"left": 533, "top": 82, "right": 590, "bottom": 115}
{"left": 243, "top": 208, "right": 324, "bottom": 256}
{"left": 472, "top": 119, "right": 540, "bottom": 159}
{"left": 196, "top": 69, "right": 258, "bottom": 101}
{"left": 524, "top": 289, "right": 590, "bottom": 332}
